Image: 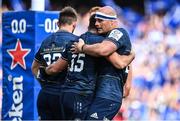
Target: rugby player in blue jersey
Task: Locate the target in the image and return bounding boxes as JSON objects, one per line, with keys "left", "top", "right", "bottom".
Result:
{"left": 44, "top": 17, "right": 103, "bottom": 120}
{"left": 72, "top": 6, "right": 134, "bottom": 120}
{"left": 31, "top": 6, "right": 78, "bottom": 120}
{"left": 44, "top": 7, "right": 134, "bottom": 120}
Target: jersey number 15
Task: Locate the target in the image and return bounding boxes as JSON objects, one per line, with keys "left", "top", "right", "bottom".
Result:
{"left": 69, "top": 54, "right": 85, "bottom": 72}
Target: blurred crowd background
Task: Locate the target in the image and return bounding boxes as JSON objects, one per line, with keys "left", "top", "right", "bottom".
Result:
{"left": 0, "top": 0, "right": 180, "bottom": 120}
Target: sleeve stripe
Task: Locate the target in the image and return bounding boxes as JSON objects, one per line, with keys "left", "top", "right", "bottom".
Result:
{"left": 34, "top": 58, "right": 41, "bottom": 63}
{"left": 61, "top": 56, "right": 68, "bottom": 61}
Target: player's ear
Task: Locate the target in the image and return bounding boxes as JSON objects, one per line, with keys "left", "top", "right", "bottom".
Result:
{"left": 72, "top": 22, "right": 77, "bottom": 33}
{"left": 72, "top": 22, "right": 77, "bottom": 30}
{"left": 110, "top": 20, "right": 116, "bottom": 29}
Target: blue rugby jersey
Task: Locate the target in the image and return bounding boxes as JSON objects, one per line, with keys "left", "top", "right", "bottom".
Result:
{"left": 35, "top": 30, "right": 78, "bottom": 94}
{"left": 96, "top": 28, "right": 132, "bottom": 102}
{"left": 61, "top": 32, "right": 104, "bottom": 95}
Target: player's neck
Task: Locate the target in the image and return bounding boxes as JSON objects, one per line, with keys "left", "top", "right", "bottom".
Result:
{"left": 89, "top": 29, "right": 97, "bottom": 34}
{"left": 59, "top": 25, "right": 73, "bottom": 33}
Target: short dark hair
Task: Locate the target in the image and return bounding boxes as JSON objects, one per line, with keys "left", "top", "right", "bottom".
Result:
{"left": 58, "top": 6, "right": 77, "bottom": 26}
{"left": 88, "top": 6, "right": 101, "bottom": 30}
{"left": 88, "top": 14, "right": 96, "bottom": 30}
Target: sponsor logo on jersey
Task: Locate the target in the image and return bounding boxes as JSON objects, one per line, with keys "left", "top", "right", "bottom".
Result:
{"left": 108, "top": 29, "right": 123, "bottom": 41}
{"left": 90, "top": 112, "right": 99, "bottom": 119}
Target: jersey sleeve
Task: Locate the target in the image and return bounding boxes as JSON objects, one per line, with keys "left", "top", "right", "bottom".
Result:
{"left": 105, "top": 29, "right": 130, "bottom": 49}
{"left": 34, "top": 36, "right": 50, "bottom": 63}
{"left": 61, "top": 42, "right": 71, "bottom": 61}
{"left": 34, "top": 45, "right": 43, "bottom": 63}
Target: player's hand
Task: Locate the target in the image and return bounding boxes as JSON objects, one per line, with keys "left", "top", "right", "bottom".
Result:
{"left": 36, "top": 66, "right": 46, "bottom": 82}
{"left": 123, "top": 83, "right": 131, "bottom": 98}
{"left": 71, "top": 38, "right": 85, "bottom": 53}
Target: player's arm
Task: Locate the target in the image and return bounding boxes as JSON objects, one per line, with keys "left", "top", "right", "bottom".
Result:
{"left": 82, "top": 29, "right": 125, "bottom": 56}
{"left": 31, "top": 60, "right": 41, "bottom": 77}
{"left": 123, "top": 65, "right": 132, "bottom": 98}
{"left": 31, "top": 45, "right": 45, "bottom": 77}
{"left": 105, "top": 51, "right": 135, "bottom": 69}
{"left": 72, "top": 39, "right": 117, "bottom": 57}
{"left": 31, "top": 42, "right": 48, "bottom": 78}
{"left": 82, "top": 40, "right": 117, "bottom": 57}
{"left": 72, "top": 29, "right": 125, "bottom": 57}
{"left": 45, "top": 58, "right": 68, "bottom": 75}
{"left": 45, "top": 42, "right": 70, "bottom": 75}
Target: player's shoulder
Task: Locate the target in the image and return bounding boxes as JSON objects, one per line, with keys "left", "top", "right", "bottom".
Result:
{"left": 80, "top": 32, "right": 104, "bottom": 44}
{"left": 55, "top": 31, "right": 78, "bottom": 39}
{"left": 107, "top": 28, "right": 129, "bottom": 41}
{"left": 117, "top": 28, "right": 129, "bottom": 36}
{"left": 107, "top": 28, "right": 123, "bottom": 41}
{"left": 66, "top": 32, "right": 78, "bottom": 38}
{"left": 80, "top": 31, "right": 94, "bottom": 38}
{"left": 108, "top": 28, "right": 128, "bottom": 36}
{"left": 65, "top": 38, "right": 79, "bottom": 50}
{"left": 40, "top": 34, "right": 53, "bottom": 46}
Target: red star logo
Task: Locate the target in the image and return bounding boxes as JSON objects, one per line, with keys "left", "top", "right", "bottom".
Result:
{"left": 7, "top": 39, "right": 31, "bottom": 70}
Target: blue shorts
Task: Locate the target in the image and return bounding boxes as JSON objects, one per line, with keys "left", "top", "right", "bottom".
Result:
{"left": 86, "top": 97, "right": 122, "bottom": 120}
{"left": 61, "top": 92, "right": 93, "bottom": 120}
{"left": 37, "top": 89, "right": 64, "bottom": 120}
